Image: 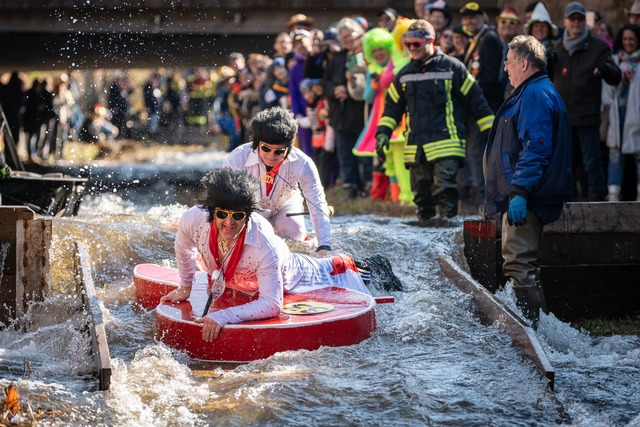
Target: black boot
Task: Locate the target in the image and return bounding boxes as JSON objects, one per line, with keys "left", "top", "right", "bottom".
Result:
{"left": 353, "top": 259, "right": 371, "bottom": 287}
{"left": 356, "top": 255, "right": 403, "bottom": 292}
{"left": 513, "top": 284, "right": 546, "bottom": 327}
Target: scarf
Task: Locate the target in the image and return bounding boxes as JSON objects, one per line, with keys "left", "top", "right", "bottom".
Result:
{"left": 562, "top": 27, "right": 588, "bottom": 56}
{"left": 619, "top": 49, "right": 640, "bottom": 80}
{"left": 463, "top": 24, "right": 487, "bottom": 65}
{"left": 208, "top": 219, "right": 246, "bottom": 283}
{"left": 264, "top": 159, "right": 284, "bottom": 196}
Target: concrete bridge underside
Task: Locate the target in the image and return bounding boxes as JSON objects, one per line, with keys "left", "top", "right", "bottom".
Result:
{"left": 0, "top": 4, "right": 415, "bottom": 71}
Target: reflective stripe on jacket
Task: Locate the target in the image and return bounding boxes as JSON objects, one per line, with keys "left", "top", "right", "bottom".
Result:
{"left": 377, "top": 51, "right": 494, "bottom": 165}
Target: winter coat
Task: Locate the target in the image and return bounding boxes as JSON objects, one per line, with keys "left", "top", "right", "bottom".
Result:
{"left": 601, "top": 54, "right": 640, "bottom": 154}
{"left": 377, "top": 50, "right": 494, "bottom": 165}
{"left": 548, "top": 33, "right": 621, "bottom": 127}
{"left": 484, "top": 72, "right": 573, "bottom": 224}
{"left": 462, "top": 24, "right": 507, "bottom": 112}
{"left": 321, "top": 50, "right": 365, "bottom": 132}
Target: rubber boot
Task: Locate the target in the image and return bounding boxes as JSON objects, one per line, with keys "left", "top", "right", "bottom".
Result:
{"left": 389, "top": 181, "right": 400, "bottom": 203}
{"left": 370, "top": 171, "right": 389, "bottom": 200}
{"left": 513, "top": 284, "right": 547, "bottom": 327}
{"left": 607, "top": 185, "right": 620, "bottom": 202}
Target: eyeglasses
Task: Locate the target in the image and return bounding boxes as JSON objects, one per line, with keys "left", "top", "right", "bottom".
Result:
{"left": 504, "top": 58, "right": 524, "bottom": 66}
{"left": 404, "top": 39, "right": 428, "bottom": 49}
{"left": 499, "top": 19, "right": 519, "bottom": 25}
{"left": 214, "top": 208, "right": 247, "bottom": 221}
{"left": 260, "top": 143, "right": 288, "bottom": 156}
{"left": 440, "top": 33, "right": 453, "bottom": 39}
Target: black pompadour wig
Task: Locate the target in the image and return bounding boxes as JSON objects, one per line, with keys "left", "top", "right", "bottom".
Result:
{"left": 198, "top": 167, "right": 260, "bottom": 222}
{"left": 250, "top": 106, "right": 298, "bottom": 150}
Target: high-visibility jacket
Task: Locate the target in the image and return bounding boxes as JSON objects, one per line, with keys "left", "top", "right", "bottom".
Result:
{"left": 377, "top": 50, "right": 494, "bottom": 165}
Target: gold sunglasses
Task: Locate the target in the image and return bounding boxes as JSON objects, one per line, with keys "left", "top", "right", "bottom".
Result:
{"left": 214, "top": 208, "right": 247, "bottom": 221}
{"left": 260, "top": 144, "right": 288, "bottom": 156}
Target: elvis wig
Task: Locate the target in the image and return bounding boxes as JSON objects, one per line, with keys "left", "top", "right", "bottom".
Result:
{"left": 250, "top": 106, "right": 298, "bottom": 150}
{"left": 199, "top": 167, "right": 260, "bottom": 222}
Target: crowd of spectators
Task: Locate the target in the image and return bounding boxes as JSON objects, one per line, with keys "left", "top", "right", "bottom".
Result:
{"left": 1, "top": 1, "right": 639, "bottom": 203}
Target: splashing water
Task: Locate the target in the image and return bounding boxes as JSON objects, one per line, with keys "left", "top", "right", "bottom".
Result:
{"left": 0, "top": 196, "right": 638, "bottom": 425}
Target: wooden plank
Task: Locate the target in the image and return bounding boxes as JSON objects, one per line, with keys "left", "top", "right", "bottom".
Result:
{"left": 0, "top": 206, "right": 35, "bottom": 274}
{"left": 75, "top": 242, "right": 111, "bottom": 391}
{"left": 540, "top": 233, "right": 640, "bottom": 265}
{"left": 541, "top": 265, "right": 640, "bottom": 320}
{"left": 546, "top": 202, "right": 640, "bottom": 233}
{"left": 439, "top": 255, "right": 555, "bottom": 391}
{"left": 0, "top": 206, "right": 36, "bottom": 326}
{"left": 0, "top": 275, "right": 15, "bottom": 327}
{"left": 0, "top": 206, "right": 35, "bottom": 232}
{"left": 15, "top": 217, "right": 51, "bottom": 318}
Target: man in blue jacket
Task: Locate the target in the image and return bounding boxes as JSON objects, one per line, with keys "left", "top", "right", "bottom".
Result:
{"left": 484, "top": 35, "right": 573, "bottom": 325}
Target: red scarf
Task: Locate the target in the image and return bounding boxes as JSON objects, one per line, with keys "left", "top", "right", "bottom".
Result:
{"left": 265, "top": 160, "right": 284, "bottom": 196}
{"left": 208, "top": 220, "right": 246, "bottom": 282}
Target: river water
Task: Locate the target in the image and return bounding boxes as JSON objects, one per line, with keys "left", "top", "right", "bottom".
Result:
{"left": 0, "top": 148, "right": 639, "bottom": 426}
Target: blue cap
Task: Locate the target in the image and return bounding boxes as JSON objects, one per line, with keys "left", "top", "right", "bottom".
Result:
{"left": 564, "top": 1, "right": 586, "bottom": 18}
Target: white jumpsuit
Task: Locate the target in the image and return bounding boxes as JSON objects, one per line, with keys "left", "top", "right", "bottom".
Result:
{"left": 224, "top": 143, "right": 331, "bottom": 248}
{"left": 175, "top": 207, "right": 368, "bottom": 326}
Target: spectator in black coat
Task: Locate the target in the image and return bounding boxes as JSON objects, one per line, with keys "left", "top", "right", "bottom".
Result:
{"left": 547, "top": 1, "right": 622, "bottom": 201}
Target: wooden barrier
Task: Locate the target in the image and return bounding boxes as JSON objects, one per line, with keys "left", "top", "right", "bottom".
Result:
{"left": 0, "top": 206, "right": 111, "bottom": 390}
{"left": 74, "top": 242, "right": 112, "bottom": 391}
{"left": 463, "top": 202, "right": 640, "bottom": 321}
{"left": 0, "top": 206, "right": 51, "bottom": 327}
{"left": 439, "top": 255, "right": 555, "bottom": 391}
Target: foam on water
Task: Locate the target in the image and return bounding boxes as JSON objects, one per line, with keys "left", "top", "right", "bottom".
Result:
{"left": 0, "top": 202, "right": 638, "bottom": 425}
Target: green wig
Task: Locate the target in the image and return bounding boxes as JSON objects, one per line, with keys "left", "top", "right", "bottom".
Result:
{"left": 362, "top": 28, "right": 395, "bottom": 73}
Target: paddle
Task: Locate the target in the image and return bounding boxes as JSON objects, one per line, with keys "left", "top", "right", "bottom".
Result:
{"left": 286, "top": 205, "right": 334, "bottom": 217}
{"left": 271, "top": 170, "right": 334, "bottom": 220}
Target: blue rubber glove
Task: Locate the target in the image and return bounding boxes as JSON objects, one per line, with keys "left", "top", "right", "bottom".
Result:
{"left": 375, "top": 134, "right": 390, "bottom": 161}
{"left": 507, "top": 195, "right": 527, "bottom": 226}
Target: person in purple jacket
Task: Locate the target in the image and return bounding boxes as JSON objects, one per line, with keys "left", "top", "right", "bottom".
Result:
{"left": 289, "top": 29, "right": 314, "bottom": 157}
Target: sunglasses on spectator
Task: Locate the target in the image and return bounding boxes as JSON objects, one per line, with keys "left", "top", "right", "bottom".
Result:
{"left": 404, "top": 39, "right": 428, "bottom": 49}
{"left": 499, "top": 19, "right": 519, "bottom": 25}
{"left": 440, "top": 33, "right": 453, "bottom": 39}
{"left": 214, "top": 208, "right": 247, "bottom": 221}
{"left": 260, "top": 144, "right": 288, "bottom": 156}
